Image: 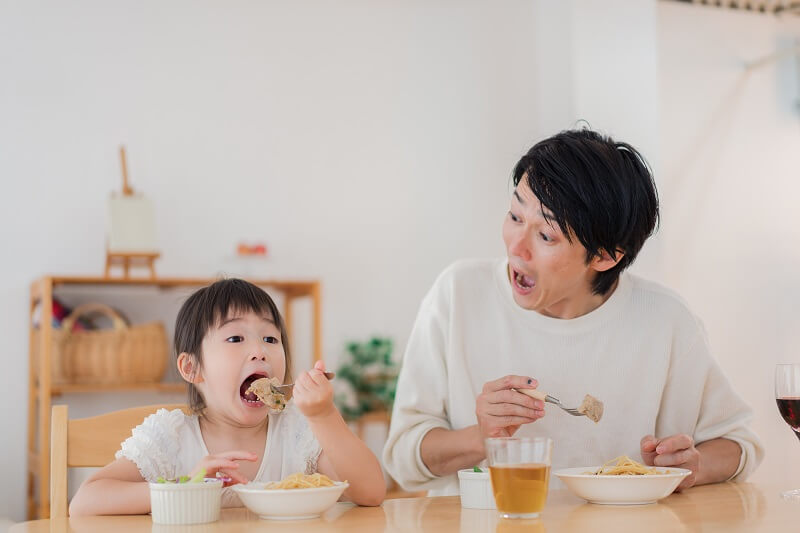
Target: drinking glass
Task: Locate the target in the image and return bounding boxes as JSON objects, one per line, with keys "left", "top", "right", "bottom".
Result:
{"left": 775, "top": 364, "right": 800, "bottom": 500}
{"left": 485, "top": 437, "right": 553, "bottom": 519}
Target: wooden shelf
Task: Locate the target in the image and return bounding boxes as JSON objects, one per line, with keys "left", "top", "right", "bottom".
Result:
{"left": 45, "top": 382, "right": 186, "bottom": 395}
{"left": 27, "top": 274, "right": 323, "bottom": 520}
{"left": 45, "top": 275, "right": 319, "bottom": 291}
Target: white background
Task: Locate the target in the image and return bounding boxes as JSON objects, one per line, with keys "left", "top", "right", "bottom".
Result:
{"left": 1, "top": 0, "right": 799, "bottom": 523}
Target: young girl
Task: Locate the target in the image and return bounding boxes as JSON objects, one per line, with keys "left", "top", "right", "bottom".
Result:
{"left": 70, "top": 279, "right": 386, "bottom": 515}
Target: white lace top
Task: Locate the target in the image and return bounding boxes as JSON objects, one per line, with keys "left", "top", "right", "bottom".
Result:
{"left": 115, "top": 402, "right": 322, "bottom": 507}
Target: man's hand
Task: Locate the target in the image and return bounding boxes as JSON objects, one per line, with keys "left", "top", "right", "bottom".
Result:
{"left": 476, "top": 375, "right": 545, "bottom": 439}
{"left": 640, "top": 434, "right": 699, "bottom": 491}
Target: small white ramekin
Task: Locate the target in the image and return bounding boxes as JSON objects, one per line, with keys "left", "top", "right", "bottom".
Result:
{"left": 457, "top": 468, "right": 496, "bottom": 510}
{"left": 149, "top": 479, "right": 223, "bottom": 525}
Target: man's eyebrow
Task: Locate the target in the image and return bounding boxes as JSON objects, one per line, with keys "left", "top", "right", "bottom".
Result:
{"left": 513, "top": 190, "right": 524, "bottom": 204}
{"left": 540, "top": 209, "right": 556, "bottom": 224}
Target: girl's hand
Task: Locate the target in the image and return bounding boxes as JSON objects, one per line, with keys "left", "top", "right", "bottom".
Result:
{"left": 190, "top": 451, "right": 257, "bottom": 487}
{"left": 293, "top": 360, "right": 335, "bottom": 420}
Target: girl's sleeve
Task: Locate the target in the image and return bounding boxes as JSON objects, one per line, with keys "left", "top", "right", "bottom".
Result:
{"left": 282, "top": 404, "right": 323, "bottom": 475}
{"left": 115, "top": 408, "right": 186, "bottom": 482}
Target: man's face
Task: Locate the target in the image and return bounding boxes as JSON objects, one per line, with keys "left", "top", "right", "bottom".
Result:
{"left": 502, "top": 178, "right": 609, "bottom": 318}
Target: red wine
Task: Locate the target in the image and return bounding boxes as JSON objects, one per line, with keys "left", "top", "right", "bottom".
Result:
{"left": 776, "top": 397, "right": 800, "bottom": 442}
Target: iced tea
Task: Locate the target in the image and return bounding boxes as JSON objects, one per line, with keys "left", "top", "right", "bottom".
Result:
{"left": 489, "top": 463, "right": 550, "bottom": 515}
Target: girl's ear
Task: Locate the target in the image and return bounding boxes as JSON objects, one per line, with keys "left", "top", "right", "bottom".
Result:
{"left": 177, "top": 352, "right": 203, "bottom": 384}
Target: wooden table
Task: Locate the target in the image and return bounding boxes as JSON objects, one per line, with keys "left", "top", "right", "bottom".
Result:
{"left": 10, "top": 482, "right": 799, "bottom": 532}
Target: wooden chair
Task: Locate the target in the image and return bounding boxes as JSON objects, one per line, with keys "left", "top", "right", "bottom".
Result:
{"left": 50, "top": 403, "right": 188, "bottom": 517}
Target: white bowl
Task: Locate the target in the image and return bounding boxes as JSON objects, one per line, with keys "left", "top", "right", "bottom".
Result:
{"left": 457, "top": 468, "right": 496, "bottom": 510}
{"left": 232, "top": 481, "right": 349, "bottom": 520}
{"left": 554, "top": 466, "right": 691, "bottom": 505}
{"left": 149, "top": 479, "right": 223, "bottom": 525}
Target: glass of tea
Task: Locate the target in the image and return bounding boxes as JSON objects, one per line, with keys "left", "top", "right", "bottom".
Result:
{"left": 485, "top": 437, "right": 553, "bottom": 519}
{"left": 776, "top": 364, "right": 800, "bottom": 500}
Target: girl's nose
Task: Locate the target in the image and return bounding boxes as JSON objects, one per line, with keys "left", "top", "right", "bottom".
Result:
{"left": 250, "top": 349, "right": 267, "bottom": 361}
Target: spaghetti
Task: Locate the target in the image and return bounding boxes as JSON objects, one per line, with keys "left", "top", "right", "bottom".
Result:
{"left": 589, "top": 456, "right": 668, "bottom": 476}
{"left": 264, "top": 472, "right": 337, "bottom": 489}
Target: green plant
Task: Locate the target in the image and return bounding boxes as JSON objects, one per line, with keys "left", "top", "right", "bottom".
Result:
{"left": 334, "top": 337, "right": 398, "bottom": 420}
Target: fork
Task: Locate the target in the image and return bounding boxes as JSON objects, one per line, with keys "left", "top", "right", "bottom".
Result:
{"left": 516, "top": 388, "right": 584, "bottom": 417}
{"left": 270, "top": 371, "right": 336, "bottom": 396}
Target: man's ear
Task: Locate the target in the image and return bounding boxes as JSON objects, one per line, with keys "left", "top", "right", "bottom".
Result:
{"left": 177, "top": 352, "right": 203, "bottom": 384}
{"left": 590, "top": 248, "right": 625, "bottom": 273}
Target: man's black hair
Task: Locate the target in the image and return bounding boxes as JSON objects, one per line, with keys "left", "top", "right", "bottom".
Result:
{"left": 512, "top": 128, "right": 659, "bottom": 295}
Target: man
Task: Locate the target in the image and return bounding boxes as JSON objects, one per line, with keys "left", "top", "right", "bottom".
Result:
{"left": 383, "top": 129, "right": 763, "bottom": 495}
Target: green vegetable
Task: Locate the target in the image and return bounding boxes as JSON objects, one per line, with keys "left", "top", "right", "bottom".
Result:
{"left": 189, "top": 469, "right": 206, "bottom": 483}
{"left": 473, "top": 466, "right": 483, "bottom": 473}
{"left": 155, "top": 468, "right": 207, "bottom": 484}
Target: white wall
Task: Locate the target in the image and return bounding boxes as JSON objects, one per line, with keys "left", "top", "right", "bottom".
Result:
{"left": 0, "top": 0, "right": 553, "bottom": 521}
{"left": 657, "top": 3, "right": 800, "bottom": 487}
{"left": 2, "top": 0, "right": 796, "bottom": 523}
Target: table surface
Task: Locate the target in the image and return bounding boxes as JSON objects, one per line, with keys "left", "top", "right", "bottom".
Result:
{"left": 10, "top": 482, "right": 797, "bottom": 533}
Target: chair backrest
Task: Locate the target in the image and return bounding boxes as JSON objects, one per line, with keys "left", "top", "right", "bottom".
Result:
{"left": 50, "top": 403, "right": 189, "bottom": 518}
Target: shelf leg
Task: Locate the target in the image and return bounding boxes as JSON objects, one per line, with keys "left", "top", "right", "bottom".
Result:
{"left": 26, "top": 289, "right": 38, "bottom": 519}
{"left": 37, "top": 278, "right": 54, "bottom": 518}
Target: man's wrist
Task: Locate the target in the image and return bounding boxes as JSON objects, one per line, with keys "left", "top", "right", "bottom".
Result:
{"left": 469, "top": 425, "right": 487, "bottom": 459}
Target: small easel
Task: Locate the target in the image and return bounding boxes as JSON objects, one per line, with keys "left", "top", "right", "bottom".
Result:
{"left": 105, "top": 146, "right": 160, "bottom": 279}
{"left": 104, "top": 251, "right": 160, "bottom": 279}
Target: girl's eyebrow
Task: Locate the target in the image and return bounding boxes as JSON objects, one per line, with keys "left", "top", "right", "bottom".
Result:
{"left": 219, "top": 316, "right": 243, "bottom": 327}
{"left": 219, "top": 315, "right": 275, "bottom": 327}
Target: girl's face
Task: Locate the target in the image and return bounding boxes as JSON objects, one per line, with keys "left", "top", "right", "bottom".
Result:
{"left": 195, "top": 310, "right": 286, "bottom": 425}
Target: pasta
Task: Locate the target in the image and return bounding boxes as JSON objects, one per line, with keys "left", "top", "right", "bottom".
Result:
{"left": 264, "top": 472, "right": 338, "bottom": 489}
{"left": 589, "top": 456, "right": 669, "bottom": 476}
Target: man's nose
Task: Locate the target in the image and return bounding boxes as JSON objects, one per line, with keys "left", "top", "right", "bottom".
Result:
{"left": 509, "top": 231, "right": 531, "bottom": 262}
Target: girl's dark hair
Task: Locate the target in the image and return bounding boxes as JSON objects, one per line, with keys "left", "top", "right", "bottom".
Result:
{"left": 512, "top": 128, "right": 659, "bottom": 295}
{"left": 173, "top": 278, "right": 292, "bottom": 413}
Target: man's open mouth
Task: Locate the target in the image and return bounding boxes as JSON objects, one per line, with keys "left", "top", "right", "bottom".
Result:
{"left": 513, "top": 268, "right": 535, "bottom": 290}
{"left": 240, "top": 373, "right": 268, "bottom": 404}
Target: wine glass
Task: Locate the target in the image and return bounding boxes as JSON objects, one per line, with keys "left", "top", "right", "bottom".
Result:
{"left": 775, "top": 364, "right": 800, "bottom": 500}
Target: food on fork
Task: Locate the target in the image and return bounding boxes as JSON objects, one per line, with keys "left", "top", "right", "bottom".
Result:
{"left": 246, "top": 377, "right": 287, "bottom": 412}
{"left": 577, "top": 394, "right": 604, "bottom": 423}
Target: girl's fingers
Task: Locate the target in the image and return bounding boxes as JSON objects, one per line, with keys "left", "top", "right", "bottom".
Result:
{"left": 223, "top": 470, "right": 250, "bottom": 485}
{"left": 215, "top": 451, "right": 258, "bottom": 462}
{"left": 201, "top": 459, "right": 241, "bottom": 473}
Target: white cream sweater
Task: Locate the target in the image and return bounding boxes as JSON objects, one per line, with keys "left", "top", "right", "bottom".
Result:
{"left": 383, "top": 258, "right": 763, "bottom": 495}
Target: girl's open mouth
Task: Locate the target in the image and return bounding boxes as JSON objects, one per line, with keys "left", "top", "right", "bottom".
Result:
{"left": 240, "top": 373, "right": 267, "bottom": 406}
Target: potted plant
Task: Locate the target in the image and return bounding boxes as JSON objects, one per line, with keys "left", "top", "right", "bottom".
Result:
{"left": 334, "top": 337, "right": 398, "bottom": 421}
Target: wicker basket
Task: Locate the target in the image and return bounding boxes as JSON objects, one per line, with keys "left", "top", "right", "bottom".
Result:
{"left": 44, "top": 303, "right": 168, "bottom": 385}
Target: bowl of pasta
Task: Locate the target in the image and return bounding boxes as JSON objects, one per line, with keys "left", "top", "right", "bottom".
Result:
{"left": 232, "top": 473, "right": 349, "bottom": 520}
{"left": 554, "top": 456, "right": 691, "bottom": 505}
